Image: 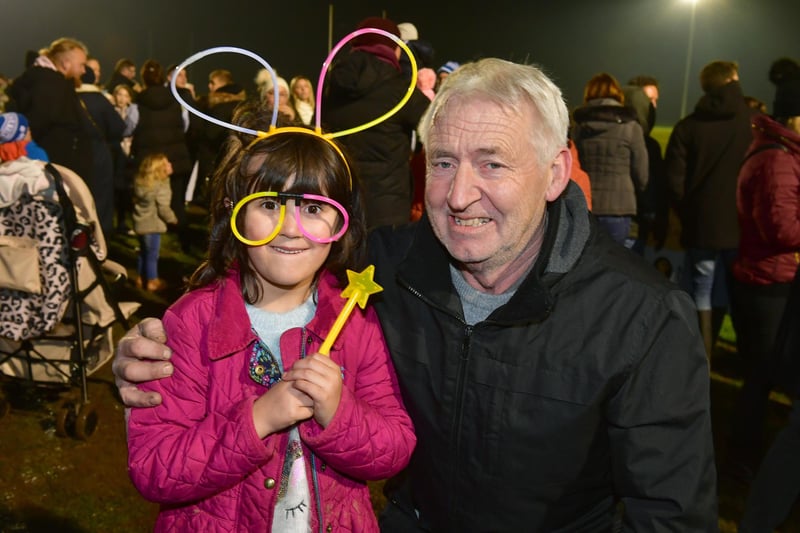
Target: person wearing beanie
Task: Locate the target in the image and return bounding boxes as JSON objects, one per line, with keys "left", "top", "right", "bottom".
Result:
{"left": 324, "top": 16, "right": 431, "bottom": 229}
{"left": 0, "top": 112, "right": 49, "bottom": 163}
{"left": 0, "top": 111, "right": 29, "bottom": 143}
{"left": 437, "top": 60, "right": 460, "bottom": 75}
{"left": 734, "top": 75, "right": 800, "bottom": 531}
{"left": 436, "top": 60, "right": 460, "bottom": 90}
{"left": 774, "top": 78, "right": 800, "bottom": 119}
{"left": 397, "top": 22, "right": 418, "bottom": 42}
{"left": 261, "top": 75, "right": 297, "bottom": 123}
{"left": 397, "top": 21, "right": 436, "bottom": 79}
{"left": 768, "top": 57, "right": 800, "bottom": 86}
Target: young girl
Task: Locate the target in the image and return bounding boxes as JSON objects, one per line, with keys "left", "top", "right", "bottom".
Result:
{"left": 132, "top": 153, "right": 177, "bottom": 292}
{"left": 112, "top": 83, "right": 138, "bottom": 158}
{"left": 126, "top": 113, "right": 415, "bottom": 531}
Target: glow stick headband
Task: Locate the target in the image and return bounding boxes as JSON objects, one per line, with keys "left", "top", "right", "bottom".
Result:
{"left": 169, "top": 28, "right": 419, "bottom": 188}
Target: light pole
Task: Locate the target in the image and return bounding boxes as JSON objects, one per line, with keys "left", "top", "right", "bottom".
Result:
{"left": 680, "top": 0, "right": 699, "bottom": 118}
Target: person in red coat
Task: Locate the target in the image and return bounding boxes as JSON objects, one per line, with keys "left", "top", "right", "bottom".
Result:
{"left": 727, "top": 75, "right": 800, "bottom": 483}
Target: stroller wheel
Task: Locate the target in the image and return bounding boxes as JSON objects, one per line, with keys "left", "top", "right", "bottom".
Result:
{"left": 74, "top": 403, "right": 98, "bottom": 440}
{"left": 55, "top": 402, "right": 75, "bottom": 438}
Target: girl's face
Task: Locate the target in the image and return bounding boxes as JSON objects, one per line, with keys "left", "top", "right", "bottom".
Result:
{"left": 114, "top": 88, "right": 131, "bottom": 107}
{"left": 243, "top": 177, "right": 335, "bottom": 310}
{"left": 293, "top": 79, "right": 312, "bottom": 101}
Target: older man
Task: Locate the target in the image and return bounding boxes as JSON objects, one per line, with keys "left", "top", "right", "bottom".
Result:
{"left": 114, "top": 58, "right": 717, "bottom": 531}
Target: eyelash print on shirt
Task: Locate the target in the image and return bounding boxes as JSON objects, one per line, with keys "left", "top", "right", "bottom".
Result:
{"left": 284, "top": 500, "right": 307, "bottom": 519}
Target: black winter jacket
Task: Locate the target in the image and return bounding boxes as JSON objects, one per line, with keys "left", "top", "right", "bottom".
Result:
{"left": 324, "top": 48, "right": 430, "bottom": 230}
{"left": 132, "top": 85, "right": 192, "bottom": 175}
{"left": 369, "top": 182, "right": 717, "bottom": 531}
{"left": 7, "top": 65, "right": 93, "bottom": 181}
{"left": 665, "top": 81, "right": 754, "bottom": 249}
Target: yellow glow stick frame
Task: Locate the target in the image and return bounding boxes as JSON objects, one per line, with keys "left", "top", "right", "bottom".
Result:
{"left": 169, "top": 29, "right": 414, "bottom": 355}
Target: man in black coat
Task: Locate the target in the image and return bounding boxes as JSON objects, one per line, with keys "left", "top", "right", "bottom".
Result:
{"left": 7, "top": 37, "right": 94, "bottom": 184}
{"left": 664, "top": 60, "right": 755, "bottom": 357}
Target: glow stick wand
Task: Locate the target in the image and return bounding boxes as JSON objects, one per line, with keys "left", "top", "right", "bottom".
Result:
{"left": 318, "top": 265, "right": 383, "bottom": 355}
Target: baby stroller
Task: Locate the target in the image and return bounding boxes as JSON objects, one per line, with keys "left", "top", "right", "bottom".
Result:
{"left": 0, "top": 159, "right": 139, "bottom": 439}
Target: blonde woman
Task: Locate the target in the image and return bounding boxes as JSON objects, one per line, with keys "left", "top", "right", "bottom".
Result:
{"left": 132, "top": 153, "right": 177, "bottom": 291}
{"left": 289, "top": 75, "right": 315, "bottom": 125}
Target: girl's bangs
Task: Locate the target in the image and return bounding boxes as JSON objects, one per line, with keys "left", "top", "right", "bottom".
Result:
{"left": 243, "top": 136, "right": 339, "bottom": 198}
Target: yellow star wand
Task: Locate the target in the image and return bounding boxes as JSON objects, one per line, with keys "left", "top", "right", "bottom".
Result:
{"left": 318, "top": 265, "right": 383, "bottom": 356}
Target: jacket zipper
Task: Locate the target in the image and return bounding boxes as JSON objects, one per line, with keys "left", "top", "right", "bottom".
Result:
{"left": 448, "top": 324, "right": 473, "bottom": 524}
{"left": 400, "top": 278, "right": 473, "bottom": 525}
{"left": 300, "top": 329, "right": 325, "bottom": 533}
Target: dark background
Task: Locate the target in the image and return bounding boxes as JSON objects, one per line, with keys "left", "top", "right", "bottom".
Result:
{"left": 2, "top": 0, "right": 799, "bottom": 126}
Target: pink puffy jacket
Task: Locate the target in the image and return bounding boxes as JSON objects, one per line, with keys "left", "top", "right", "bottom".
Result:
{"left": 127, "top": 268, "right": 415, "bottom": 532}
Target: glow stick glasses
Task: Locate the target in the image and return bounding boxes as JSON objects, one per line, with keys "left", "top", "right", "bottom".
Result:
{"left": 230, "top": 191, "right": 350, "bottom": 246}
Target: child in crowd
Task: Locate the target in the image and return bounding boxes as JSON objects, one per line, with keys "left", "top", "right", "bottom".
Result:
{"left": 0, "top": 112, "right": 48, "bottom": 162}
{"left": 126, "top": 107, "right": 415, "bottom": 531}
{"left": 112, "top": 84, "right": 138, "bottom": 234}
{"left": 111, "top": 84, "right": 138, "bottom": 157}
{"left": 131, "top": 153, "right": 176, "bottom": 292}
{"left": 289, "top": 75, "right": 315, "bottom": 125}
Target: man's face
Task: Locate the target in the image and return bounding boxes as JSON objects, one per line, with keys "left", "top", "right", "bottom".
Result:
{"left": 424, "top": 96, "right": 568, "bottom": 285}
{"left": 58, "top": 48, "right": 87, "bottom": 84}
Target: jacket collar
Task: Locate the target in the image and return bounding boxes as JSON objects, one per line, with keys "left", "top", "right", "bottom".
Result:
{"left": 395, "top": 181, "right": 590, "bottom": 324}
{"left": 205, "top": 267, "right": 346, "bottom": 360}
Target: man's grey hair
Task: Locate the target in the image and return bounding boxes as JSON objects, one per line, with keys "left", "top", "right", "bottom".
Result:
{"left": 418, "top": 58, "right": 569, "bottom": 166}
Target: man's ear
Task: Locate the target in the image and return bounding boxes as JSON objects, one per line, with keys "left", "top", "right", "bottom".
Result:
{"left": 545, "top": 147, "right": 572, "bottom": 202}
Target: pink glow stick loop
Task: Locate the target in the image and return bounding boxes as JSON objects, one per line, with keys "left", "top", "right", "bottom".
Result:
{"left": 169, "top": 30, "right": 417, "bottom": 142}
{"left": 315, "top": 28, "right": 418, "bottom": 137}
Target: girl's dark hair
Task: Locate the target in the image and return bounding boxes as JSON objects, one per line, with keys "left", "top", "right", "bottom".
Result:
{"left": 186, "top": 104, "right": 366, "bottom": 304}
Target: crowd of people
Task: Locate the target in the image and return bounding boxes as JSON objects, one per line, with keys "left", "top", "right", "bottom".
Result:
{"left": 2, "top": 16, "right": 800, "bottom": 532}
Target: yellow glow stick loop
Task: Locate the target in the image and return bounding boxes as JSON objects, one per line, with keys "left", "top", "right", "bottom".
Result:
{"left": 318, "top": 265, "right": 383, "bottom": 356}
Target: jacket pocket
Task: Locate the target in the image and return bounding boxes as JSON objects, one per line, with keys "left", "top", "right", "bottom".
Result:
{"left": 0, "top": 235, "right": 41, "bottom": 294}
{"left": 468, "top": 358, "right": 608, "bottom": 489}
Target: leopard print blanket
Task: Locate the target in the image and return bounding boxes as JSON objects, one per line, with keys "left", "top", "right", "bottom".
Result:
{"left": 0, "top": 193, "right": 71, "bottom": 340}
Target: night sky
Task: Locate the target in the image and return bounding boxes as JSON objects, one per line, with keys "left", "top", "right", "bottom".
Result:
{"left": 3, "top": 0, "right": 799, "bottom": 126}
